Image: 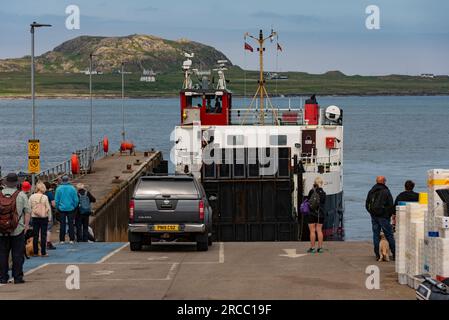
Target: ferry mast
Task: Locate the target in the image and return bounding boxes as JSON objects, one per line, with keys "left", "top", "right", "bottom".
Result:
{"left": 244, "top": 29, "right": 277, "bottom": 125}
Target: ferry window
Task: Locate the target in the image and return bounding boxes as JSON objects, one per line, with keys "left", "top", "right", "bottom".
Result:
{"left": 227, "top": 135, "right": 244, "bottom": 146}
{"left": 206, "top": 96, "right": 222, "bottom": 114}
{"left": 187, "top": 95, "right": 203, "bottom": 108}
{"left": 269, "top": 135, "right": 287, "bottom": 146}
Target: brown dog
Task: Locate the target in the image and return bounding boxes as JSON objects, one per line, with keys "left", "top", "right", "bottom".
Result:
{"left": 25, "top": 238, "right": 40, "bottom": 257}
{"left": 378, "top": 233, "right": 390, "bottom": 262}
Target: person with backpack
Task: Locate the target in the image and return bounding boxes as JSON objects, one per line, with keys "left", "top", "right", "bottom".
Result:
{"left": 29, "top": 182, "right": 52, "bottom": 257}
{"left": 55, "top": 175, "right": 79, "bottom": 244}
{"left": 0, "top": 173, "right": 31, "bottom": 284}
{"left": 365, "top": 176, "right": 396, "bottom": 261}
{"left": 75, "top": 184, "right": 96, "bottom": 242}
{"left": 306, "top": 176, "right": 327, "bottom": 253}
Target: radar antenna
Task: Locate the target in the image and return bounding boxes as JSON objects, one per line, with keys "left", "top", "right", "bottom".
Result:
{"left": 213, "top": 60, "right": 228, "bottom": 90}
{"left": 182, "top": 52, "right": 195, "bottom": 89}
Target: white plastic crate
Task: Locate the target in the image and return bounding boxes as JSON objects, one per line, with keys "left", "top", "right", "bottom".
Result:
{"left": 395, "top": 206, "right": 408, "bottom": 274}
{"left": 427, "top": 169, "right": 449, "bottom": 181}
{"left": 437, "top": 216, "right": 449, "bottom": 229}
{"left": 440, "top": 229, "right": 449, "bottom": 239}
{"left": 398, "top": 273, "right": 408, "bottom": 285}
{"left": 406, "top": 221, "right": 424, "bottom": 276}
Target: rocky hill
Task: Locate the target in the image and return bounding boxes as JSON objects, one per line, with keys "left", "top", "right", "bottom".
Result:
{"left": 0, "top": 34, "right": 232, "bottom": 74}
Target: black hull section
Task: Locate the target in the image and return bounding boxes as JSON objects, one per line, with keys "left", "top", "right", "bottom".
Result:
{"left": 204, "top": 178, "right": 344, "bottom": 241}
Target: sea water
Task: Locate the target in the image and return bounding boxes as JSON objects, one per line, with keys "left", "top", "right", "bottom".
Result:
{"left": 1, "top": 95, "right": 448, "bottom": 240}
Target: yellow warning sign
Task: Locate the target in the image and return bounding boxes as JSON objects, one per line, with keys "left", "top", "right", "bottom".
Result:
{"left": 28, "top": 157, "right": 40, "bottom": 174}
{"left": 28, "top": 140, "right": 40, "bottom": 158}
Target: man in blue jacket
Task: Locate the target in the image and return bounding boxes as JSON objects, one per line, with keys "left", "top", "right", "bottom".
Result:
{"left": 55, "top": 175, "right": 79, "bottom": 244}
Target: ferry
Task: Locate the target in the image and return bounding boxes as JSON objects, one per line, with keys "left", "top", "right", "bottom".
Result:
{"left": 173, "top": 30, "right": 344, "bottom": 241}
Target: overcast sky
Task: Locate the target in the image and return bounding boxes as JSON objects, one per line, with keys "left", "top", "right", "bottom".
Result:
{"left": 1, "top": 0, "right": 448, "bottom": 75}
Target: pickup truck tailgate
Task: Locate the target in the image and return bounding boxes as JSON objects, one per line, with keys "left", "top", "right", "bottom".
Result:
{"left": 132, "top": 176, "right": 203, "bottom": 224}
{"left": 133, "top": 197, "right": 201, "bottom": 223}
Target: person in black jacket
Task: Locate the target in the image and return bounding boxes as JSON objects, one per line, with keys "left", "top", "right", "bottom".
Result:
{"left": 392, "top": 180, "right": 419, "bottom": 230}
{"left": 365, "top": 176, "right": 396, "bottom": 261}
{"left": 394, "top": 180, "right": 419, "bottom": 206}
{"left": 306, "top": 176, "right": 326, "bottom": 253}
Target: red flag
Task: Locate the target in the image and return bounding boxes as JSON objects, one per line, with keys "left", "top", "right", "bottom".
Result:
{"left": 277, "top": 43, "right": 283, "bottom": 52}
{"left": 244, "top": 42, "right": 254, "bottom": 52}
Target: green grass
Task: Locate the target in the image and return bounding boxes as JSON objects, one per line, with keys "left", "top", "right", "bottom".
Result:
{"left": 1, "top": 68, "right": 448, "bottom": 98}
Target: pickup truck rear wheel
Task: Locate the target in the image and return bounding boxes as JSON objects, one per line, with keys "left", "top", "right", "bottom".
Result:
{"left": 196, "top": 234, "right": 209, "bottom": 251}
{"left": 130, "top": 242, "right": 143, "bottom": 251}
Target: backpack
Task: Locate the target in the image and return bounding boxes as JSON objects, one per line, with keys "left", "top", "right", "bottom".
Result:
{"left": 367, "top": 189, "right": 384, "bottom": 217}
{"left": 0, "top": 190, "right": 20, "bottom": 234}
{"left": 78, "top": 192, "right": 91, "bottom": 214}
{"left": 300, "top": 199, "right": 310, "bottom": 216}
{"left": 309, "top": 188, "right": 321, "bottom": 212}
{"left": 32, "top": 194, "right": 48, "bottom": 218}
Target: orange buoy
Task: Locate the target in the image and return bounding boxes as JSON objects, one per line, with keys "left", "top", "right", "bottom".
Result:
{"left": 71, "top": 153, "right": 80, "bottom": 174}
{"left": 120, "top": 141, "right": 134, "bottom": 152}
{"left": 103, "top": 136, "right": 109, "bottom": 153}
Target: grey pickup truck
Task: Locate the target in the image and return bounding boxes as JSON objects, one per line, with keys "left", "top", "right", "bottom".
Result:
{"left": 128, "top": 175, "right": 213, "bottom": 251}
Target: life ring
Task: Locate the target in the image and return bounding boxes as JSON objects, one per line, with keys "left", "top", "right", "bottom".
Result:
{"left": 103, "top": 136, "right": 109, "bottom": 153}
{"left": 71, "top": 153, "right": 80, "bottom": 174}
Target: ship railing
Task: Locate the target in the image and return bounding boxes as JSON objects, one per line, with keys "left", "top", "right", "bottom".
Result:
{"left": 230, "top": 108, "right": 304, "bottom": 125}
{"left": 36, "top": 141, "right": 105, "bottom": 182}
{"left": 302, "top": 152, "right": 342, "bottom": 173}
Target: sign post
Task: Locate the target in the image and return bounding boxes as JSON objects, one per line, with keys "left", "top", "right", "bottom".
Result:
{"left": 28, "top": 139, "right": 40, "bottom": 188}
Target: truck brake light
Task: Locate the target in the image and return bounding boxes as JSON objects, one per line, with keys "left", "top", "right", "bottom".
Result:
{"left": 129, "top": 199, "right": 135, "bottom": 221}
{"left": 199, "top": 200, "right": 204, "bottom": 220}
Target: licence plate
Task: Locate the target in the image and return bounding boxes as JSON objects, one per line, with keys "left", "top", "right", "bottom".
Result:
{"left": 154, "top": 225, "right": 179, "bottom": 231}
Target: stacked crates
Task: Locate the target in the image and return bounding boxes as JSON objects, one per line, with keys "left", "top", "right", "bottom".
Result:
{"left": 426, "top": 169, "right": 449, "bottom": 280}
{"left": 395, "top": 205, "right": 408, "bottom": 284}
{"left": 395, "top": 202, "right": 426, "bottom": 286}
{"left": 405, "top": 203, "right": 426, "bottom": 277}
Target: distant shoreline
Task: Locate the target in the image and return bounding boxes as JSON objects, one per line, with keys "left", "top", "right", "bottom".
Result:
{"left": 1, "top": 93, "right": 449, "bottom": 100}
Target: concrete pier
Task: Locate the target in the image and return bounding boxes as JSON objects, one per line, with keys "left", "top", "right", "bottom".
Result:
{"left": 0, "top": 241, "right": 414, "bottom": 299}
{"left": 0, "top": 149, "right": 415, "bottom": 299}
{"left": 68, "top": 150, "right": 162, "bottom": 242}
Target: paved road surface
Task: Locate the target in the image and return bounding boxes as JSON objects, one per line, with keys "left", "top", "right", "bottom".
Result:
{"left": 0, "top": 241, "right": 414, "bottom": 300}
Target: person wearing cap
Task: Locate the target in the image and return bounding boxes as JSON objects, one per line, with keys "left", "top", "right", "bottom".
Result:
{"left": 0, "top": 173, "right": 31, "bottom": 284}
{"left": 365, "top": 176, "right": 396, "bottom": 261}
{"left": 55, "top": 175, "right": 79, "bottom": 244}
{"left": 21, "top": 181, "right": 32, "bottom": 197}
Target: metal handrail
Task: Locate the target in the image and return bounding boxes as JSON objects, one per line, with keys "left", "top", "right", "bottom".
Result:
{"left": 302, "top": 150, "right": 342, "bottom": 173}
{"left": 36, "top": 141, "right": 105, "bottom": 182}
{"left": 230, "top": 108, "right": 304, "bottom": 125}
